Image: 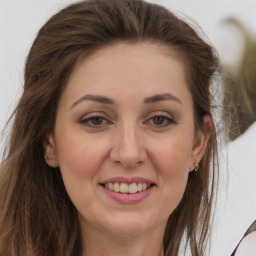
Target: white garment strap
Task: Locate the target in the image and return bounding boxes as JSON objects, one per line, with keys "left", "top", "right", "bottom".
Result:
{"left": 235, "top": 231, "right": 256, "bottom": 256}
{"left": 231, "top": 220, "right": 256, "bottom": 255}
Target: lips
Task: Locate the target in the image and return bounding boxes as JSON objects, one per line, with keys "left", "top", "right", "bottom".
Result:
{"left": 99, "top": 176, "right": 156, "bottom": 203}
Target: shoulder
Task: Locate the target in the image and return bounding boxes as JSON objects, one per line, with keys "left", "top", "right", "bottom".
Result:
{"left": 235, "top": 231, "right": 256, "bottom": 255}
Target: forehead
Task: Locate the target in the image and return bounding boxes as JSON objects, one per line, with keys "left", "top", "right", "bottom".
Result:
{"left": 61, "top": 42, "right": 191, "bottom": 107}
{"left": 75, "top": 42, "right": 184, "bottom": 73}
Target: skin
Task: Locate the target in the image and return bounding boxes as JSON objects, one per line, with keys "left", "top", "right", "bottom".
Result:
{"left": 44, "top": 43, "right": 211, "bottom": 256}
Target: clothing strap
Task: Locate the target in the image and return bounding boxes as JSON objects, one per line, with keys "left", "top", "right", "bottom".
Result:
{"left": 231, "top": 220, "right": 256, "bottom": 256}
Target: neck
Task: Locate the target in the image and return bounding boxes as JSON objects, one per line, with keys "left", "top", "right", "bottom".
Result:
{"left": 81, "top": 221, "right": 166, "bottom": 256}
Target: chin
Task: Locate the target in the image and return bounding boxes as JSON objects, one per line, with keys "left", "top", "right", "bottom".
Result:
{"left": 100, "top": 211, "right": 164, "bottom": 237}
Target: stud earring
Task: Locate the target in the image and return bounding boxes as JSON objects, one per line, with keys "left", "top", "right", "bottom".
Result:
{"left": 194, "top": 163, "right": 199, "bottom": 172}
{"left": 45, "top": 156, "right": 50, "bottom": 160}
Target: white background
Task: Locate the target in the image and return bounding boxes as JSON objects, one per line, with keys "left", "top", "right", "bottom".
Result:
{"left": 1, "top": 0, "right": 256, "bottom": 255}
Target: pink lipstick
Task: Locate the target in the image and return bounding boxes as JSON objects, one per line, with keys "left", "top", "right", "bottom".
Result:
{"left": 99, "top": 176, "right": 156, "bottom": 204}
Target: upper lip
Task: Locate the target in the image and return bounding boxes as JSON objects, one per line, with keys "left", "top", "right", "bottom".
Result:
{"left": 100, "top": 176, "right": 155, "bottom": 185}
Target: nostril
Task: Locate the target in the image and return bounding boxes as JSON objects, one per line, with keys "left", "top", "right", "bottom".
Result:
{"left": 136, "top": 160, "right": 144, "bottom": 166}
{"left": 114, "top": 160, "right": 122, "bottom": 167}
{"left": 113, "top": 160, "right": 143, "bottom": 169}
{"left": 109, "top": 143, "right": 147, "bottom": 169}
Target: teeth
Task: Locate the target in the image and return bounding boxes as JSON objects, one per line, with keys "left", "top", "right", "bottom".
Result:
{"left": 108, "top": 183, "right": 114, "bottom": 191}
{"left": 128, "top": 183, "right": 137, "bottom": 193}
{"left": 113, "top": 182, "right": 119, "bottom": 192}
{"left": 104, "top": 182, "right": 151, "bottom": 193}
{"left": 120, "top": 183, "right": 129, "bottom": 193}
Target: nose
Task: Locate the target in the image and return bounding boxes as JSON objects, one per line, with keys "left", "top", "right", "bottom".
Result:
{"left": 109, "top": 123, "right": 147, "bottom": 169}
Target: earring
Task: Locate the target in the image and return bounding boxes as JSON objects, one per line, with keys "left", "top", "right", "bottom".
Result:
{"left": 45, "top": 156, "right": 50, "bottom": 160}
{"left": 194, "top": 163, "right": 199, "bottom": 172}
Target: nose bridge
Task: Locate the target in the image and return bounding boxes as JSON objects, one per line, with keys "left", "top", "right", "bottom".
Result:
{"left": 110, "top": 120, "right": 147, "bottom": 168}
{"left": 122, "top": 121, "right": 137, "bottom": 147}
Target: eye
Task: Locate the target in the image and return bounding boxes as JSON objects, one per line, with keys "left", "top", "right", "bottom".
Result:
{"left": 144, "top": 113, "right": 176, "bottom": 127}
{"left": 80, "top": 115, "right": 111, "bottom": 127}
{"left": 152, "top": 116, "right": 167, "bottom": 125}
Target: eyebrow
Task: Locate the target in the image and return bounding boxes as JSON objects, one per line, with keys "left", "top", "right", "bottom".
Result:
{"left": 70, "top": 94, "right": 115, "bottom": 109}
{"left": 144, "top": 93, "right": 182, "bottom": 105}
{"left": 70, "top": 92, "right": 182, "bottom": 109}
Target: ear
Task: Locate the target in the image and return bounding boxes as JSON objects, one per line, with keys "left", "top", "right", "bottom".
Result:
{"left": 43, "top": 134, "right": 59, "bottom": 168}
{"left": 189, "top": 115, "right": 212, "bottom": 172}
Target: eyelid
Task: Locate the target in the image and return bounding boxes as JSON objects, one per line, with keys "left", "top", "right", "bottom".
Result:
{"left": 146, "top": 111, "right": 175, "bottom": 121}
{"left": 79, "top": 112, "right": 113, "bottom": 127}
{"left": 79, "top": 111, "right": 109, "bottom": 121}
{"left": 143, "top": 111, "right": 177, "bottom": 126}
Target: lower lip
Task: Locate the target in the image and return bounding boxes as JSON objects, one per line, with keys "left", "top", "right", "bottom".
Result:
{"left": 101, "top": 186, "right": 154, "bottom": 204}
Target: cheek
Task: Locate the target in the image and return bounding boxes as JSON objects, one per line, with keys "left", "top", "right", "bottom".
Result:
{"left": 56, "top": 134, "right": 106, "bottom": 178}
{"left": 149, "top": 136, "right": 192, "bottom": 213}
{"left": 152, "top": 136, "right": 192, "bottom": 175}
{"left": 54, "top": 134, "right": 108, "bottom": 205}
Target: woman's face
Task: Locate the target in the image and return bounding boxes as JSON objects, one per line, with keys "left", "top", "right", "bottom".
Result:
{"left": 45, "top": 43, "right": 209, "bottom": 238}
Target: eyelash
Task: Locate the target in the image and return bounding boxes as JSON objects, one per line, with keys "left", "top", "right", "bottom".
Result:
{"left": 79, "top": 115, "right": 112, "bottom": 127}
{"left": 79, "top": 113, "right": 176, "bottom": 128}
{"left": 144, "top": 113, "right": 176, "bottom": 127}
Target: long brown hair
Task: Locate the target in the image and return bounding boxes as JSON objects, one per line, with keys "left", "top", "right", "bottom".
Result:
{"left": 0, "top": 0, "right": 219, "bottom": 255}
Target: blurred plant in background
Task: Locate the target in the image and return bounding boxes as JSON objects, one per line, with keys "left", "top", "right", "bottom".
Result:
{"left": 223, "top": 18, "right": 256, "bottom": 141}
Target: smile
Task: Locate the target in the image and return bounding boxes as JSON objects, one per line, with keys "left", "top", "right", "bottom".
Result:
{"left": 100, "top": 177, "right": 156, "bottom": 203}
{"left": 104, "top": 182, "right": 151, "bottom": 194}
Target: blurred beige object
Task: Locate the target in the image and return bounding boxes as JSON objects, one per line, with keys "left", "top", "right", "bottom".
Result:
{"left": 223, "top": 19, "right": 256, "bottom": 141}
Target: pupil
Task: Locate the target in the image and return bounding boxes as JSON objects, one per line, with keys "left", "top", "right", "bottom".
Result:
{"left": 92, "top": 117, "right": 103, "bottom": 125}
{"left": 153, "top": 116, "right": 164, "bottom": 125}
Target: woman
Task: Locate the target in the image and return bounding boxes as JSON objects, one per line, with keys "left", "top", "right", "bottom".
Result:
{"left": 0, "top": 0, "right": 219, "bottom": 255}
